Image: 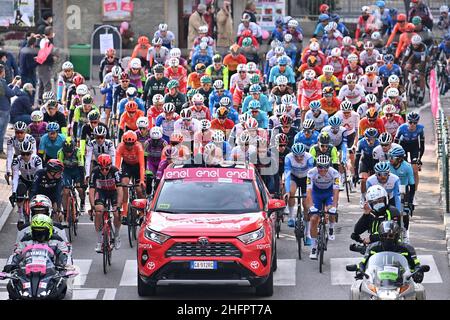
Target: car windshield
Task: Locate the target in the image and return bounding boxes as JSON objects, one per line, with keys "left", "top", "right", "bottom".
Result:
{"left": 366, "top": 252, "right": 410, "bottom": 289}
{"left": 154, "top": 179, "right": 261, "bottom": 214}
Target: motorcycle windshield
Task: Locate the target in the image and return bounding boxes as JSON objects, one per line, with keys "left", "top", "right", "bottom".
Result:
{"left": 366, "top": 252, "right": 410, "bottom": 289}
{"left": 22, "top": 244, "right": 55, "bottom": 275}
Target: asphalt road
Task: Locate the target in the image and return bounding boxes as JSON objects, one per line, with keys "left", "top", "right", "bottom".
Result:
{"left": 0, "top": 104, "right": 448, "bottom": 300}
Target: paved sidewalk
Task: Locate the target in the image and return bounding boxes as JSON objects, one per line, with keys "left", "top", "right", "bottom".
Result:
{"left": 0, "top": 127, "right": 17, "bottom": 231}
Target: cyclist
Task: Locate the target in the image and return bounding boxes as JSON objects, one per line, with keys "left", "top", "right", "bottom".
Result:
{"left": 85, "top": 126, "right": 116, "bottom": 182}
{"left": 228, "top": 113, "right": 250, "bottom": 147}
{"left": 246, "top": 100, "right": 269, "bottom": 129}
{"left": 10, "top": 141, "right": 43, "bottom": 228}
{"left": 174, "top": 108, "right": 201, "bottom": 150}
{"left": 7, "top": 121, "right": 37, "bottom": 175}
{"left": 355, "top": 6, "right": 378, "bottom": 41}
{"left": 147, "top": 94, "right": 165, "bottom": 126}
{"left": 268, "top": 104, "right": 285, "bottom": 130}
{"left": 147, "top": 37, "right": 170, "bottom": 68}
{"left": 381, "top": 104, "right": 404, "bottom": 138}
{"left": 161, "top": 132, "right": 191, "bottom": 162}
{"left": 43, "top": 99, "right": 68, "bottom": 135}
{"left": 395, "top": 22, "right": 416, "bottom": 59}
{"left": 131, "top": 36, "right": 151, "bottom": 71}
{"left": 359, "top": 41, "right": 381, "bottom": 68}
{"left": 378, "top": 54, "right": 402, "bottom": 86}
{"left": 198, "top": 75, "right": 214, "bottom": 108}
{"left": 373, "top": 132, "right": 401, "bottom": 162}
{"left": 317, "top": 65, "right": 340, "bottom": 92}
{"left": 394, "top": 111, "right": 424, "bottom": 192}
{"left": 188, "top": 63, "right": 208, "bottom": 90}
{"left": 381, "top": 87, "right": 407, "bottom": 120}
{"left": 335, "top": 100, "right": 360, "bottom": 174}
{"left": 242, "top": 83, "right": 272, "bottom": 114}
{"left": 154, "top": 23, "right": 175, "bottom": 49}
{"left": 164, "top": 58, "right": 188, "bottom": 94}
{"left": 268, "top": 56, "right": 296, "bottom": 90}
{"left": 358, "top": 107, "right": 386, "bottom": 139}
{"left": 366, "top": 161, "right": 401, "bottom": 213}
{"left": 189, "top": 93, "right": 211, "bottom": 121}
{"left": 79, "top": 110, "right": 109, "bottom": 155}
{"left": 297, "top": 69, "right": 322, "bottom": 121}
{"left": 112, "top": 72, "right": 136, "bottom": 118}
{"left": 325, "top": 48, "right": 345, "bottom": 81}
{"left": 142, "top": 64, "right": 169, "bottom": 108}
{"left": 30, "top": 159, "right": 64, "bottom": 222}
{"left": 118, "top": 101, "right": 145, "bottom": 141}
{"left": 117, "top": 87, "right": 146, "bottom": 117}
{"left": 270, "top": 114, "right": 298, "bottom": 148}
{"left": 72, "top": 94, "right": 100, "bottom": 141}
{"left": 89, "top": 154, "right": 123, "bottom": 252}
{"left": 155, "top": 102, "right": 179, "bottom": 143}
{"left": 230, "top": 131, "right": 257, "bottom": 162}
{"left": 211, "top": 107, "right": 234, "bottom": 139}
{"left": 305, "top": 100, "right": 329, "bottom": 131}
{"left": 358, "top": 65, "right": 383, "bottom": 97}
{"left": 164, "top": 79, "right": 187, "bottom": 113}
{"left": 271, "top": 133, "right": 291, "bottom": 198}
{"left": 270, "top": 75, "right": 295, "bottom": 101}
{"left": 145, "top": 127, "right": 167, "bottom": 195}
{"left": 38, "top": 122, "right": 66, "bottom": 162}
{"left": 230, "top": 64, "right": 251, "bottom": 109}
{"left": 338, "top": 73, "right": 366, "bottom": 111}
{"left": 319, "top": 86, "right": 340, "bottom": 116}
{"left": 27, "top": 111, "right": 47, "bottom": 148}
{"left": 155, "top": 146, "right": 178, "bottom": 188}
{"left": 339, "top": 36, "right": 356, "bottom": 60}
{"left": 356, "top": 127, "right": 380, "bottom": 207}
{"left": 217, "top": 96, "right": 239, "bottom": 124}
{"left": 99, "top": 48, "right": 120, "bottom": 83}
{"left": 342, "top": 54, "right": 364, "bottom": 80}
{"left": 57, "top": 138, "right": 86, "bottom": 214}
{"left": 135, "top": 116, "right": 151, "bottom": 148}
{"left": 309, "top": 132, "right": 339, "bottom": 171}
{"left": 306, "top": 155, "right": 340, "bottom": 259}
{"left": 100, "top": 65, "right": 122, "bottom": 125}
{"left": 293, "top": 119, "right": 319, "bottom": 151}
{"left": 386, "top": 13, "right": 407, "bottom": 48}
{"left": 57, "top": 61, "right": 81, "bottom": 106}
{"left": 357, "top": 94, "right": 381, "bottom": 120}
{"left": 65, "top": 74, "right": 85, "bottom": 113}
{"left": 284, "top": 143, "right": 314, "bottom": 231}
{"left": 281, "top": 94, "right": 301, "bottom": 128}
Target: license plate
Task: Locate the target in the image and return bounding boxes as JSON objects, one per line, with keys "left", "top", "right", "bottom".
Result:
{"left": 190, "top": 261, "right": 217, "bottom": 270}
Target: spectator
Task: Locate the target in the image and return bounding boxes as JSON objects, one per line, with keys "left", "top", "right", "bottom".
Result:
{"left": 0, "top": 51, "right": 12, "bottom": 84}
{"left": 37, "top": 11, "right": 53, "bottom": 35}
{"left": 188, "top": 3, "right": 207, "bottom": 50}
{"left": 243, "top": 1, "right": 258, "bottom": 23}
{"left": 19, "top": 36, "right": 39, "bottom": 87}
{"left": 36, "top": 26, "right": 58, "bottom": 102}
{"left": 408, "top": 0, "right": 434, "bottom": 30}
{"left": 216, "top": 1, "right": 234, "bottom": 50}
{"left": 10, "top": 83, "right": 35, "bottom": 124}
{"left": 120, "top": 21, "right": 135, "bottom": 49}
{"left": 204, "top": 1, "right": 216, "bottom": 39}
{"left": 0, "top": 65, "right": 22, "bottom": 157}
{"left": 0, "top": 39, "right": 19, "bottom": 79}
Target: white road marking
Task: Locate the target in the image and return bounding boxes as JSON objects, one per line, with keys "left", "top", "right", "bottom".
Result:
{"left": 102, "top": 288, "right": 117, "bottom": 300}
{"left": 0, "top": 259, "right": 8, "bottom": 287}
{"left": 73, "top": 259, "right": 92, "bottom": 286}
{"left": 71, "top": 288, "right": 100, "bottom": 300}
{"left": 119, "top": 260, "right": 137, "bottom": 286}
{"left": 0, "top": 292, "right": 8, "bottom": 300}
{"left": 330, "top": 255, "right": 443, "bottom": 285}
{"left": 274, "top": 259, "right": 296, "bottom": 286}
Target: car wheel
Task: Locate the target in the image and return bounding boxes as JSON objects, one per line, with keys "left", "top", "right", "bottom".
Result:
{"left": 255, "top": 268, "right": 273, "bottom": 297}
{"left": 137, "top": 271, "right": 156, "bottom": 297}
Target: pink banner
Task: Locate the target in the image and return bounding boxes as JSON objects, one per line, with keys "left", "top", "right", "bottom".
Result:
{"left": 429, "top": 69, "right": 439, "bottom": 119}
{"left": 121, "top": 1, "right": 133, "bottom": 12}
{"left": 104, "top": 2, "right": 118, "bottom": 12}
{"left": 164, "top": 168, "right": 255, "bottom": 181}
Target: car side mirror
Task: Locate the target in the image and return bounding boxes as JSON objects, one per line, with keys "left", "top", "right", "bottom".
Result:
{"left": 268, "top": 199, "right": 286, "bottom": 211}
{"left": 132, "top": 199, "right": 148, "bottom": 211}
{"left": 346, "top": 264, "right": 357, "bottom": 272}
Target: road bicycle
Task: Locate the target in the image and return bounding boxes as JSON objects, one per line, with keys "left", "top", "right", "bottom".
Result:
{"left": 65, "top": 181, "right": 80, "bottom": 243}
{"left": 293, "top": 193, "right": 307, "bottom": 260}
{"left": 102, "top": 199, "right": 116, "bottom": 274}
{"left": 317, "top": 207, "right": 329, "bottom": 274}
{"left": 126, "top": 183, "right": 141, "bottom": 248}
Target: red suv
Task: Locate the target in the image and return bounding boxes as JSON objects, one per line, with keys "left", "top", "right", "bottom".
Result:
{"left": 133, "top": 163, "right": 286, "bottom": 297}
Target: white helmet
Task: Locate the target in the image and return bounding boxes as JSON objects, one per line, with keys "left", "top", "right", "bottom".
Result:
{"left": 323, "top": 65, "right": 334, "bottom": 74}
{"left": 212, "top": 130, "right": 225, "bottom": 143}
{"left": 361, "top": 6, "right": 371, "bottom": 13}
{"left": 287, "top": 19, "right": 299, "bottom": 28}
{"left": 199, "top": 25, "right": 209, "bottom": 34}
{"left": 383, "top": 104, "right": 397, "bottom": 114}
{"left": 150, "top": 126, "right": 163, "bottom": 140}
{"left": 440, "top": 5, "right": 449, "bottom": 13}
{"left": 199, "top": 42, "right": 208, "bottom": 50}
{"left": 365, "top": 94, "right": 377, "bottom": 104}
{"left": 276, "top": 75, "right": 288, "bottom": 86}
{"left": 111, "top": 65, "right": 122, "bottom": 77}
{"left": 345, "top": 73, "right": 358, "bottom": 82}
{"left": 347, "top": 53, "right": 358, "bottom": 62}
{"left": 386, "top": 87, "right": 399, "bottom": 98}
{"left": 411, "top": 34, "right": 422, "bottom": 45}
{"left": 366, "top": 185, "right": 388, "bottom": 206}
{"left": 310, "top": 42, "right": 320, "bottom": 51}
{"left": 192, "top": 93, "right": 204, "bottom": 103}
{"left": 371, "top": 31, "right": 381, "bottom": 41}
{"left": 168, "top": 57, "right": 179, "bottom": 67}
{"left": 365, "top": 65, "right": 377, "bottom": 73}
{"left": 284, "top": 33, "right": 293, "bottom": 42}
{"left": 62, "top": 61, "right": 73, "bottom": 70}
{"left": 342, "top": 36, "right": 353, "bottom": 46}
{"left": 169, "top": 48, "right": 181, "bottom": 58}
{"left": 364, "top": 41, "right": 374, "bottom": 50}
{"left": 31, "top": 110, "right": 44, "bottom": 122}
{"left": 281, "top": 94, "right": 295, "bottom": 105}
{"left": 200, "top": 119, "right": 211, "bottom": 131}
{"left": 388, "top": 74, "right": 400, "bottom": 84}
{"left": 274, "top": 104, "right": 287, "bottom": 116}
{"left": 30, "top": 195, "right": 53, "bottom": 216}
{"left": 325, "top": 22, "right": 337, "bottom": 32}
{"left": 136, "top": 116, "right": 149, "bottom": 128}
{"left": 304, "top": 69, "right": 316, "bottom": 80}
{"left": 247, "top": 62, "right": 257, "bottom": 72}
{"left": 237, "top": 64, "right": 247, "bottom": 72}
{"left": 76, "top": 84, "right": 88, "bottom": 96}
{"left": 159, "top": 23, "right": 168, "bottom": 31}
{"left": 130, "top": 58, "right": 141, "bottom": 69}
{"left": 152, "top": 94, "right": 164, "bottom": 104}
{"left": 274, "top": 46, "right": 285, "bottom": 54}
{"left": 331, "top": 47, "right": 341, "bottom": 57}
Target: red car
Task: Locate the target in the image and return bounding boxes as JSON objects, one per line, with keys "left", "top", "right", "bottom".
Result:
{"left": 133, "top": 163, "right": 286, "bottom": 297}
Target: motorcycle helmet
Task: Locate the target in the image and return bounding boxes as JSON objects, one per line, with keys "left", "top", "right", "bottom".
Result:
{"left": 31, "top": 214, "right": 54, "bottom": 242}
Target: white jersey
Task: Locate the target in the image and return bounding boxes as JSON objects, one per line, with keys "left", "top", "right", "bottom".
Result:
{"left": 307, "top": 167, "right": 340, "bottom": 190}
{"left": 85, "top": 139, "right": 116, "bottom": 177}
{"left": 284, "top": 152, "right": 314, "bottom": 178}
{"left": 174, "top": 118, "right": 201, "bottom": 142}
{"left": 338, "top": 85, "right": 366, "bottom": 104}
{"left": 230, "top": 73, "right": 250, "bottom": 92}
{"left": 305, "top": 109, "right": 328, "bottom": 131}
{"left": 335, "top": 110, "right": 360, "bottom": 135}
{"left": 366, "top": 173, "right": 400, "bottom": 201}
{"left": 237, "top": 23, "right": 262, "bottom": 38}
{"left": 147, "top": 46, "right": 170, "bottom": 66}
{"left": 7, "top": 135, "right": 37, "bottom": 173}
{"left": 359, "top": 50, "right": 381, "bottom": 66}
{"left": 372, "top": 143, "right": 401, "bottom": 162}
{"left": 230, "top": 145, "right": 257, "bottom": 162}
{"left": 321, "top": 126, "right": 348, "bottom": 147}
{"left": 357, "top": 102, "right": 381, "bottom": 119}
{"left": 11, "top": 155, "right": 43, "bottom": 192}
{"left": 269, "top": 54, "right": 292, "bottom": 67}
{"left": 357, "top": 75, "right": 383, "bottom": 94}
{"left": 269, "top": 115, "right": 280, "bottom": 130}
{"left": 228, "top": 123, "right": 245, "bottom": 146}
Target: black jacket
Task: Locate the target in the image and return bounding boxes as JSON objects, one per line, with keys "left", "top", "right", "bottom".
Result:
{"left": 11, "top": 90, "right": 33, "bottom": 117}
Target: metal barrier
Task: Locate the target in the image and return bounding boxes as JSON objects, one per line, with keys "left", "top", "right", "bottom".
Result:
{"left": 436, "top": 107, "right": 450, "bottom": 213}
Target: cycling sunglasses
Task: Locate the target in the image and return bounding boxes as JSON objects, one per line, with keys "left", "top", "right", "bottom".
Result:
{"left": 95, "top": 135, "right": 105, "bottom": 140}
{"left": 21, "top": 152, "right": 31, "bottom": 156}
{"left": 317, "top": 165, "right": 330, "bottom": 170}
{"left": 408, "top": 121, "right": 418, "bottom": 124}
{"left": 100, "top": 165, "right": 111, "bottom": 171}
{"left": 376, "top": 172, "right": 389, "bottom": 177}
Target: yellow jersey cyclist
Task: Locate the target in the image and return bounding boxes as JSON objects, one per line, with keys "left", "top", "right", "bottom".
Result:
{"left": 309, "top": 131, "right": 339, "bottom": 170}
{"left": 306, "top": 154, "right": 340, "bottom": 259}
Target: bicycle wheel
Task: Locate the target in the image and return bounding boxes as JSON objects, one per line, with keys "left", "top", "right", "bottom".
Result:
{"left": 72, "top": 196, "right": 78, "bottom": 237}
{"left": 318, "top": 221, "right": 325, "bottom": 273}
{"left": 107, "top": 222, "right": 113, "bottom": 266}
{"left": 66, "top": 199, "right": 73, "bottom": 243}
{"left": 344, "top": 170, "right": 350, "bottom": 203}
{"left": 102, "top": 227, "right": 109, "bottom": 274}
{"left": 295, "top": 198, "right": 303, "bottom": 260}
{"left": 127, "top": 205, "right": 136, "bottom": 248}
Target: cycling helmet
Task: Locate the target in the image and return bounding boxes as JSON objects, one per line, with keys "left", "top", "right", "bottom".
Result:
{"left": 136, "top": 116, "right": 149, "bottom": 128}
{"left": 279, "top": 114, "right": 293, "bottom": 126}
{"left": 93, "top": 125, "right": 107, "bottom": 137}
{"left": 328, "top": 115, "right": 342, "bottom": 127}
{"left": 383, "top": 54, "right": 394, "bottom": 63}
{"left": 238, "top": 131, "right": 251, "bottom": 145}
{"left": 73, "top": 75, "right": 85, "bottom": 87}
{"left": 377, "top": 132, "right": 392, "bottom": 146}
{"left": 168, "top": 57, "right": 179, "bottom": 67}
{"left": 31, "top": 214, "right": 53, "bottom": 242}
{"left": 167, "top": 79, "right": 179, "bottom": 89}
{"left": 322, "top": 86, "right": 334, "bottom": 96}
{"left": 397, "top": 13, "right": 407, "bottom": 22}
{"left": 30, "top": 195, "right": 52, "bottom": 216}
{"left": 211, "top": 130, "right": 225, "bottom": 143}
{"left": 320, "top": 3, "right": 330, "bottom": 12}
{"left": 31, "top": 110, "right": 44, "bottom": 122}
{"left": 249, "top": 84, "right": 262, "bottom": 93}
{"left": 371, "top": 31, "right": 381, "bottom": 41}
{"left": 46, "top": 159, "right": 64, "bottom": 173}
{"left": 364, "top": 41, "right": 374, "bottom": 50}
{"left": 130, "top": 58, "right": 142, "bottom": 69}
{"left": 288, "top": 19, "right": 299, "bottom": 28}
{"left": 304, "top": 69, "right": 316, "bottom": 80}
{"left": 62, "top": 61, "right": 73, "bottom": 70}
{"left": 120, "top": 71, "right": 129, "bottom": 81}
{"left": 405, "top": 23, "right": 415, "bottom": 32}
{"left": 249, "top": 100, "right": 261, "bottom": 110}
{"left": 239, "top": 113, "right": 251, "bottom": 124}
{"left": 276, "top": 75, "right": 288, "bottom": 86}
{"left": 213, "top": 80, "right": 224, "bottom": 90}
{"left": 361, "top": 6, "right": 371, "bottom": 13}
{"left": 247, "top": 62, "right": 257, "bottom": 73}
{"left": 169, "top": 48, "right": 181, "bottom": 58}
{"left": 277, "top": 56, "right": 288, "bottom": 66}
{"left": 87, "top": 110, "right": 100, "bottom": 121}
{"left": 249, "top": 74, "right": 261, "bottom": 85}
{"left": 97, "top": 154, "right": 112, "bottom": 168}
{"left": 366, "top": 107, "right": 378, "bottom": 119}
{"left": 347, "top": 54, "right": 358, "bottom": 63}
{"left": 388, "top": 74, "right": 400, "bottom": 84}
{"left": 310, "top": 42, "right": 320, "bottom": 51}
{"left": 342, "top": 36, "right": 353, "bottom": 46}
{"left": 324, "top": 22, "right": 337, "bottom": 32}
{"left": 126, "top": 87, "right": 138, "bottom": 98}
{"left": 62, "top": 138, "right": 76, "bottom": 154}
{"left": 237, "top": 64, "right": 247, "bottom": 73}
{"left": 364, "top": 127, "right": 379, "bottom": 138}
{"left": 105, "top": 48, "right": 116, "bottom": 57}
{"left": 216, "top": 107, "right": 229, "bottom": 118}
{"left": 309, "top": 100, "right": 321, "bottom": 111}
{"left": 274, "top": 46, "right": 285, "bottom": 55}
{"left": 365, "top": 94, "right": 377, "bottom": 104}
{"left": 195, "top": 63, "right": 206, "bottom": 73}
{"left": 319, "top": 14, "right": 329, "bottom": 22}
{"left": 345, "top": 73, "right": 358, "bottom": 82}
{"left": 389, "top": 146, "right": 405, "bottom": 158}
{"left": 411, "top": 34, "right": 422, "bottom": 45}
{"left": 274, "top": 103, "right": 287, "bottom": 115}
{"left": 365, "top": 65, "right": 377, "bottom": 73}
{"left": 374, "top": 161, "right": 390, "bottom": 174}
{"left": 291, "top": 143, "right": 306, "bottom": 156}
{"left": 163, "top": 103, "right": 175, "bottom": 113}
{"left": 153, "top": 64, "right": 164, "bottom": 74}
{"left": 407, "top": 111, "right": 420, "bottom": 122}
{"left": 219, "top": 96, "right": 231, "bottom": 107}
{"left": 302, "top": 119, "right": 315, "bottom": 130}
{"left": 187, "top": 89, "right": 198, "bottom": 99}
{"left": 152, "top": 94, "right": 164, "bottom": 104}
{"left": 330, "top": 47, "right": 341, "bottom": 57}
{"left": 42, "top": 91, "right": 56, "bottom": 101}
{"left": 150, "top": 127, "right": 163, "bottom": 140}
{"left": 125, "top": 101, "right": 138, "bottom": 112}
{"left": 76, "top": 84, "right": 88, "bottom": 96}
{"left": 323, "top": 65, "right": 334, "bottom": 74}
{"left": 340, "top": 100, "right": 353, "bottom": 111}
{"left": 383, "top": 104, "right": 397, "bottom": 114}
{"left": 164, "top": 145, "right": 178, "bottom": 159}
{"left": 213, "top": 54, "right": 223, "bottom": 64}
{"left": 307, "top": 55, "right": 318, "bottom": 65}
{"left": 82, "top": 94, "right": 93, "bottom": 105}
{"left": 159, "top": 23, "right": 168, "bottom": 32}
{"left": 46, "top": 122, "right": 60, "bottom": 132}
{"left": 386, "top": 87, "right": 399, "bottom": 98}
{"left": 412, "top": 16, "right": 422, "bottom": 26}
{"left": 111, "top": 66, "right": 122, "bottom": 77}
{"left": 245, "top": 117, "right": 259, "bottom": 129}
{"left": 192, "top": 93, "right": 204, "bottom": 104}
{"left": 180, "top": 108, "right": 192, "bottom": 120}
{"left": 440, "top": 5, "right": 449, "bottom": 13}
{"left": 200, "top": 119, "right": 211, "bottom": 131}
{"left": 138, "top": 36, "right": 149, "bottom": 45}
{"left": 284, "top": 33, "right": 293, "bottom": 43}
{"left": 14, "top": 121, "right": 27, "bottom": 132}
{"left": 152, "top": 37, "right": 163, "bottom": 46}
{"left": 281, "top": 94, "right": 295, "bottom": 105}
{"left": 170, "top": 132, "right": 184, "bottom": 144}
{"left": 19, "top": 140, "right": 33, "bottom": 153}
{"left": 276, "top": 133, "right": 289, "bottom": 146}
{"left": 316, "top": 154, "right": 331, "bottom": 167}
{"left": 122, "top": 130, "right": 138, "bottom": 143}
{"left": 318, "top": 132, "right": 330, "bottom": 145}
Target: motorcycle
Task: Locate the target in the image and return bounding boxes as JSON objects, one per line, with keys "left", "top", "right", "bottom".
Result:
{"left": 346, "top": 251, "right": 430, "bottom": 300}
{"left": 0, "top": 243, "right": 78, "bottom": 300}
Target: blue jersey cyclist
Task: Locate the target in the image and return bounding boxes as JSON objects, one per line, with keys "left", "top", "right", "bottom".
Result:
{"left": 38, "top": 122, "right": 66, "bottom": 162}
{"left": 306, "top": 155, "right": 340, "bottom": 260}
{"left": 294, "top": 119, "right": 319, "bottom": 151}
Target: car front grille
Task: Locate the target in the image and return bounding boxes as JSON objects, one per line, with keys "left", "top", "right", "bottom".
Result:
{"left": 165, "top": 242, "right": 242, "bottom": 258}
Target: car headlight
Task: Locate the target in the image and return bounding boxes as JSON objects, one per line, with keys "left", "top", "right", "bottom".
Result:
{"left": 237, "top": 227, "right": 265, "bottom": 244}
{"left": 144, "top": 227, "right": 171, "bottom": 244}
